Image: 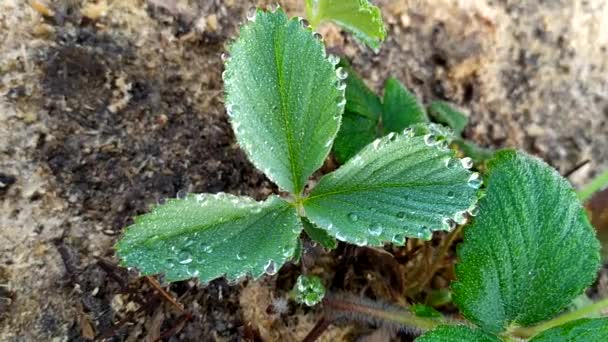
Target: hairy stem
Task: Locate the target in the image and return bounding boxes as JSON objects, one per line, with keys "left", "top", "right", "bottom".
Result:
{"left": 323, "top": 295, "right": 456, "bottom": 332}
{"left": 509, "top": 297, "right": 608, "bottom": 338}
{"left": 578, "top": 169, "right": 608, "bottom": 202}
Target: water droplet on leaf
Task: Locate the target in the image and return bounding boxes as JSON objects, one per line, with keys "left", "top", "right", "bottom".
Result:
{"left": 264, "top": 260, "right": 277, "bottom": 275}
{"left": 246, "top": 7, "right": 257, "bottom": 21}
{"left": 335, "top": 67, "right": 348, "bottom": 80}
{"left": 347, "top": 213, "right": 359, "bottom": 222}
{"left": 460, "top": 157, "right": 473, "bottom": 169}
{"left": 367, "top": 224, "right": 383, "bottom": 236}
{"left": 424, "top": 134, "right": 436, "bottom": 146}
{"left": 468, "top": 173, "right": 483, "bottom": 189}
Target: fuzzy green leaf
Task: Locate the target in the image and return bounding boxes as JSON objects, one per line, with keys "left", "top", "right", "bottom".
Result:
{"left": 416, "top": 326, "right": 500, "bottom": 342}
{"left": 304, "top": 127, "right": 480, "bottom": 246}
{"left": 529, "top": 318, "right": 608, "bottom": 341}
{"left": 302, "top": 217, "right": 337, "bottom": 249}
{"left": 453, "top": 150, "right": 601, "bottom": 334}
{"left": 428, "top": 101, "right": 468, "bottom": 136}
{"left": 382, "top": 77, "right": 428, "bottom": 133}
{"left": 306, "top": 0, "right": 386, "bottom": 51}
{"left": 116, "top": 194, "right": 302, "bottom": 283}
{"left": 340, "top": 60, "right": 382, "bottom": 120}
{"left": 333, "top": 111, "right": 378, "bottom": 163}
{"left": 223, "top": 9, "right": 343, "bottom": 194}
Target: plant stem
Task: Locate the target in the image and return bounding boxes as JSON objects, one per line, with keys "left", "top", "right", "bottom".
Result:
{"left": 323, "top": 295, "right": 455, "bottom": 332}
{"left": 509, "top": 297, "right": 608, "bottom": 338}
{"left": 578, "top": 169, "right": 608, "bottom": 202}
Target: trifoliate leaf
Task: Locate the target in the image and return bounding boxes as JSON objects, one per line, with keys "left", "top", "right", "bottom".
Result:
{"left": 223, "top": 9, "right": 343, "bottom": 194}
{"left": 116, "top": 194, "right": 302, "bottom": 283}
{"left": 333, "top": 111, "right": 378, "bottom": 163}
{"left": 415, "top": 326, "right": 500, "bottom": 342}
{"left": 452, "top": 150, "right": 601, "bottom": 334}
{"left": 306, "top": 0, "right": 386, "bottom": 51}
{"left": 428, "top": 101, "right": 468, "bottom": 136}
{"left": 302, "top": 217, "right": 337, "bottom": 249}
{"left": 529, "top": 318, "right": 608, "bottom": 341}
{"left": 304, "top": 126, "right": 480, "bottom": 246}
{"left": 382, "top": 77, "right": 428, "bottom": 133}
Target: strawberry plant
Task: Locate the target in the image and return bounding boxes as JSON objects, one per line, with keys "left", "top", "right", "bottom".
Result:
{"left": 115, "top": 5, "right": 608, "bottom": 341}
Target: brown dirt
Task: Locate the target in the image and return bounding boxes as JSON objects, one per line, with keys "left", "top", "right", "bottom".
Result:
{"left": 1, "top": 0, "right": 607, "bottom": 341}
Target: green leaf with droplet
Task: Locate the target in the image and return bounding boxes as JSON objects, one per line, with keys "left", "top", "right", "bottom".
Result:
{"left": 306, "top": 0, "right": 386, "bottom": 51}
{"left": 415, "top": 326, "right": 500, "bottom": 342}
{"left": 428, "top": 101, "right": 468, "bottom": 136}
{"left": 333, "top": 60, "right": 382, "bottom": 163}
{"left": 333, "top": 111, "right": 378, "bottom": 163}
{"left": 224, "top": 9, "right": 343, "bottom": 194}
{"left": 294, "top": 274, "right": 326, "bottom": 306}
{"left": 115, "top": 194, "right": 302, "bottom": 283}
{"left": 452, "top": 150, "right": 601, "bottom": 334}
{"left": 383, "top": 77, "right": 428, "bottom": 133}
{"left": 529, "top": 318, "right": 608, "bottom": 341}
{"left": 304, "top": 125, "right": 480, "bottom": 246}
{"left": 302, "top": 217, "right": 337, "bottom": 249}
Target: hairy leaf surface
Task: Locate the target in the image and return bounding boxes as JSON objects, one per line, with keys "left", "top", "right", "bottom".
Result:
{"left": 116, "top": 194, "right": 302, "bottom": 283}
{"left": 453, "top": 150, "right": 601, "bottom": 333}
{"left": 416, "top": 326, "right": 500, "bottom": 342}
{"left": 383, "top": 77, "right": 428, "bottom": 133}
{"left": 306, "top": 0, "right": 386, "bottom": 50}
{"left": 529, "top": 318, "right": 608, "bottom": 341}
{"left": 224, "top": 9, "right": 343, "bottom": 194}
{"left": 304, "top": 127, "right": 480, "bottom": 246}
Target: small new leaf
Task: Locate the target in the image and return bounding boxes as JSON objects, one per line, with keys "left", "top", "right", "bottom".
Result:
{"left": 306, "top": 0, "right": 386, "bottom": 51}
{"left": 383, "top": 77, "right": 428, "bottom": 133}
{"left": 427, "top": 101, "right": 468, "bottom": 136}
{"left": 304, "top": 126, "right": 479, "bottom": 246}
{"left": 224, "top": 9, "right": 343, "bottom": 194}
{"left": 529, "top": 318, "right": 608, "bottom": 341}
{"left": 116, "top": 194, "right": 302, "bottom": 283}
{"left": 452, "top": 150, "right": 601, "bottom": 334}
{"left": 416, "top": 325, "right": 500, "bottom": 342}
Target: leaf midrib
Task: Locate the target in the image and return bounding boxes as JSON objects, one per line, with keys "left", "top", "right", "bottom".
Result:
{"left": 305, "top": 181, "right": 464, "bottom": 202}
{"left": 273, "top": 21, "right": 302, "bottom": 194}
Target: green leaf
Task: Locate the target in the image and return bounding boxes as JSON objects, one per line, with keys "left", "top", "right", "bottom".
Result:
{"left": 340, "top": 60, "right": 382, "bottom": 120}
{"left": 116, "top": 194, "right": 302, "bottom": 283}
{"left": 415, "top": 326, "right": 500, "bottom": 342}
{"left": 333, "top": 111, "right": 378, "bottom": 163}
{"left": 452, "top": 150, "right": 601, "bottom": 334}
{"left": 223, "top": 9, "right": 343, "bottom": 194}
{"left": 294, "top": 274, "right": 326, "bottom": 306}
{"left": 529, "top": 318, "right": 608, "bottom": 341}
{"left": 333, "top": 60, "right": 382, "bottom": 163}
{"left": 428, "top": 101, "right": 468, "bottom": 136}
{"left": 382, "top": 77, "right": 428, "bottom": 133}
{"left": 302, "top": 217, "right": 337, "bottom": 249}
{"left": 304, "top": 126, "right": 480, "bottom": 246}
{"left": 411, "top": 304, "right": 442, "bottom": 318}
{"left": 306, "top": 0, "right": 386, "bottom": 51}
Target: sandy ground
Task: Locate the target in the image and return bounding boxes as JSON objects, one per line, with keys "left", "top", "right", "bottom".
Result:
{"left": 1, "top": 0, "right": 607, "bottom": 341}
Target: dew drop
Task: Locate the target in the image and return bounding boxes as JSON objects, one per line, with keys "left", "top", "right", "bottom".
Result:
{"left": 468, "top": 173, "right": 483, "bottom": 189}
{"left": 454, "top": 211, "right": 468, "bottom": 225}
{"left": 176, "top": 190, "right": 187, "bottom": 199}
{"left": 391, "top": 234, "right": 406, "bottom": 246}
{"left": 442, "top": 217, "right": 456, "bottom": 231}
{"left": 202, "top": 244, "right": 213, "bottom": 253}
{"left": 424, "top": 134, "right": 436, "bottom": 146}
{"left": 312, "top": 32, "right": 323, "bottom": 41}
{"left": 221, "top": 52, "right": 230, "bottom": 62}
{"left": 367, "top": 224, "right": 383, "bottom": 237}
{"left": 337, "top": 98, "right": 346, "bottom": 109}
{"left": 179, "top": 256, "right": 193, "bottom": 265}
{"left": 387, "top": 132, "right": 397, "bottom": 141}
{"left": 397, "top": 212, "right": 406, "bottom": 220}
{"left": 246, "top": 7, "right": 257, "bottom": 21}
{"left": 264, "top": 260, "right": 277, "bottom": 275}
{"left": 298, "top": 17, "right": 310, "bottom": 28}
{"left": 445, "top": 157, "right": 459, "bottom": 169}
{"left": 347, "top": 213, "right": 359, "bottom": 222}
{"left": 236, "top": 253, "right": 246, "bottom": 261}
{"left": 467, "top": 205, "right": 480, "bottom": 217}
{"left": 327, "top": 54, "right": 340, "bottom": 66}
{"left": 267, "top": 3, "right": 280, "bottom": 12}
{"left": 460, "top": 157, "right": 473, "bottom": 169}
{"left": 335, "top": 67, "right": 348, "bottom": 80}
{"left": 336, "top": 81, "right": 347, "bottom": 91}
{"left": 372, "top": 139, "right": 381, "bottom": 150}
{"left": 402, "top": 127, "right": 414, "bottom": 137}
{"left": 354, "top": 237, "right": 368, "bottom": 246}
{"left": 447, "top": 191, "right": 455, "bottom": 198}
